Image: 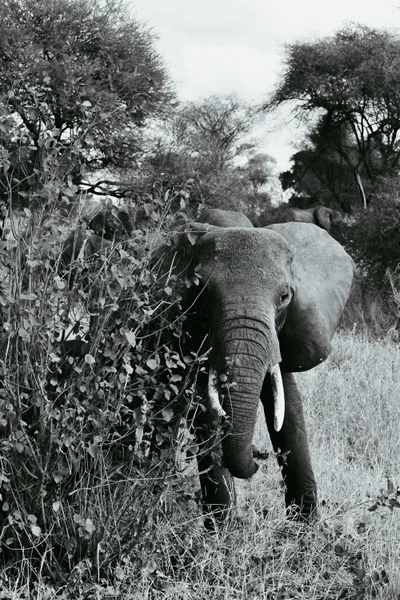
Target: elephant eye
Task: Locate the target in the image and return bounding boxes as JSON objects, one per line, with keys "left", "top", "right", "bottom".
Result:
{"left": 277, "top": 289, "right": 291, "bottom": 308}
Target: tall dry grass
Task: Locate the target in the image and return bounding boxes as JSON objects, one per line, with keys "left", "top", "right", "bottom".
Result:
{"left": 150, "top": 332, "right": 400, "bottom": 600}
{"left": 2, "top": 331, "right": 397, "bottom": 599}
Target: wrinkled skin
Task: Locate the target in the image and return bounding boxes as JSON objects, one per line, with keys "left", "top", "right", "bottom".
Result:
{"left": 60, "top": 206, "right": 133, "bottom": 284}
{"left": 60, "top": 207, "right": 132, "bottom": 272}
{"left": 61, "top": 230, "right": 112, "bottom": 269}
{"left": 88, "top": 207, "right": 132, "bottom": 240}
{"left": 158, "top": 210, "right": 354, "bottom": 527}
{"left": 198, "top": 207, "right": 254, "bottom": 228}
{"left": 253, "top": 205, "right": 344, "bottom": 233}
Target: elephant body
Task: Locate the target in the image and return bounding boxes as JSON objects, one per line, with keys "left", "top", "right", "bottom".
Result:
{"left": 253, "top": 205, "right": 344, "bottom": 233}
{"left": 88, "top": 207, "right": 132, "bottom": 240}
{"left": 198, "top": 207, "right": 254, "bottom": 228}
{"left": 60, "top": 205, "right": 132, "bottom": 272}
{"left": 155, "top": 211, "right": 354, "bottom": 525}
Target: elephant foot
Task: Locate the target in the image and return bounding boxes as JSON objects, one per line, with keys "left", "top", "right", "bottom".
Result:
{"left": 203, "top": 504, "right": 235, "bottom": 532}
{"left": 285, "top": 491, "right": 319, "bottom": 523}
{"left": 198, "top": 463, "right": 236, "bottom": 531}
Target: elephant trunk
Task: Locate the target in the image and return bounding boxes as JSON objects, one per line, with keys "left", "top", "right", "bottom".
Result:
{"left": 210, "top": 314, "right": 282, "bottom": 479}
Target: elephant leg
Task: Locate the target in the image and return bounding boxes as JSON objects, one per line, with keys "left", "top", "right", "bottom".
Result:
{"left": 197, "top": 453, "right": 236, "bottom": 530}
{"left": 195, "top": 410, "right": 236, "bottom": 530}
{"left": 261, "top": 371, "right": 318, "bottom": 520}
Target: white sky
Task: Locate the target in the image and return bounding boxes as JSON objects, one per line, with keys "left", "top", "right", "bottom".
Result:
{"left": 131, "top": 0, "right": 400, "bottom": 170}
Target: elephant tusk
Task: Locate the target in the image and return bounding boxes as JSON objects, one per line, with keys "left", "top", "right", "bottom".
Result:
{"left": 77, "top": 237, "right": 88, "bottom": 263}
{"left": 271, "top": 364, "right": 285, "bottom": 432}
{"left": 208, "top": 367, "right": 226, "bottom": 417}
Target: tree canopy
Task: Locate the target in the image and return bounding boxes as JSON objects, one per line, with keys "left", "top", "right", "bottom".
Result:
{"left": 0, "top": 0, "right": 173, "bottom": 210}
{"left": 173, "top": 94, "right": 257, "bottom": 173}
{"left": 138, "top": 95, "right": 275, "bottom": 216}
{"left": 266, "top": 24, "right": 400, "bottom": 210}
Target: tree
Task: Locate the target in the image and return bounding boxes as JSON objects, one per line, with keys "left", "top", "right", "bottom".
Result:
{"left": 132, "top": 94, "right": 265, "bottom": 216}
{"left": 266, "top": 24, "right": 400, "bottom": 210}
{"left": 0, "top": 0, "right": 173, "bottom": 211}
{"left": 174, "top": 94, "right": 257, "bottom": 173}
{"left": 240, "top": 153, "right": 276, "bottom": 194}
{"left": 279, "top": 115, "right": 362, "bottom": 212}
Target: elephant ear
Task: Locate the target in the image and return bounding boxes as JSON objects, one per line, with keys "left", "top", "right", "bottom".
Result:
{"left": 314, "top": 206, "right": 332, "bottom": 232}
{"left": 267, "top": 222, "right": 355, "bottom": 372}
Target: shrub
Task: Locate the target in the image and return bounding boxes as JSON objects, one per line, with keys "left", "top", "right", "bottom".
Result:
{"left": 346, "top": 196, "right": 400, "bottom": 290}
{"left": 341, "top": 183, "right": 400, "bottom": 335}
{"left": 0, "top": 195, "right": 206, "bottom": 583}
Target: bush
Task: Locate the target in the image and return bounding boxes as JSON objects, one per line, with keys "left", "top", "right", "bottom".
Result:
{"left": 341, "top": 183, "right": 400, "bottom": 335}
{"left": 346, "top": 195, "right": 400, "bottom": 291}
{"left": 0, "top": 195, "right": 206, "bottom": 583}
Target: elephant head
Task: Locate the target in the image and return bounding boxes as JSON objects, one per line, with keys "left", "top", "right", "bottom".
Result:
{"left": 157, "top": 219, "right": 354, "bottom": 482}
{"left": 287, "top": 205, "right": 344, "bottom": 233}
{"left": 61, "top": 230, "right": 113, "bottom": 270}
{"left": 252, "top": 205, "right": 345, "bottom": 233}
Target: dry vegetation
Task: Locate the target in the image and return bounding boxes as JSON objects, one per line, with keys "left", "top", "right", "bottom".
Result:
{"left": 126, "top": 333, "right": 400, "bottom": 600}
{"left": 1, "top": 4, "right": 400, "bottom": 596}
{"left": 1, "top": 331, "right": 398, "bottom": 599}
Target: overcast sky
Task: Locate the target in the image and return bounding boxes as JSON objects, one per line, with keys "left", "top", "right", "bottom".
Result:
{"left": 131, "top": 0, "right": 400, "bottom": 169}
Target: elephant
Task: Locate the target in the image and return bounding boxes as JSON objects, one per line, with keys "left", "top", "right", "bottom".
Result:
{"left": 88, "top": 206, "right": 132, "bottom": 240}
{"left": 253, "top": 205, "right": 344, "bottom": 233}
{"left": 198, "top": 208, "right": 254, "bottom": 228}
{"left": 155, "top": 209, "right": 354, "bottom": 526}
{"left": 60, "top": 205, "right": 133, "bottom": 278}
{"left": 60, "top": 206, "right": 132, "bottom": 270}
{"left": 59, "top": 230, "right": 114, "bottom": 290}
{"left": 61, "top": 230, "right": 112, "bottom": 267}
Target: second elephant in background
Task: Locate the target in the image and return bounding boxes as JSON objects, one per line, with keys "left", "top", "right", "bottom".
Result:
{"left": 253, "top": 205, "right": 344, "bottom": 233}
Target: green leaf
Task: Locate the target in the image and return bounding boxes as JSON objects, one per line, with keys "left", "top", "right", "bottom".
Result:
{"left": 85, "top": 354, "right": 95, "bottom": 365}
{"left": 31, "top": 524, "right": 41, "bottom": 537}
{"left": 124, "top": 330, "right": 136, "bottom": 348}
{"left": 143, "top": 203, "right": 155, "bottom": 216}
{"left": 145, "top": 559, "right": 157, "bottom": 573}
{"left": 146, "top": 358, "right": 158, "bottom": 370}
{"left": 162, "top": 408, "right": 174, "bottom": 422}
{"left": 73, "top": 513, "right": 83, "bottom": 524}
{"left": 170, "top": 374, "right": 182, "bottom": 382}
{"left": 187, "top": 231, "right": 199, "bottom": 246}
{"left": 18, "top": 328, "right": 30, "bottom": 342}
{"left": 88, "top": 443, "right": 99, "bottom": 459}
{"left": 54, "top": 276, "right": 66, "bottom": 290}
{"left": 85, "top": 518, "right": 95, "bottom": 534}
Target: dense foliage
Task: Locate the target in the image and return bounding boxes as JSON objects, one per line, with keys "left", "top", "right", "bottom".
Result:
{"left": 348, "top": 198, "right": 400, "bottom": 289}
{"left": 134, "top": 95, "right": 275, "bottom": 217}
{"left": 0, "top": 0, "right": 173, "bottom": 211}
{"left": 279, "top": 115, "right": 362, "bottom": 213}
{"left": 269, "top": 25, "right": 400, "bottom": 212}
{"left": 0, "top": 193, "right": 210, "bottom": 579}
{"left": 0, "top": 5, "right": 399, "bottom": 593}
